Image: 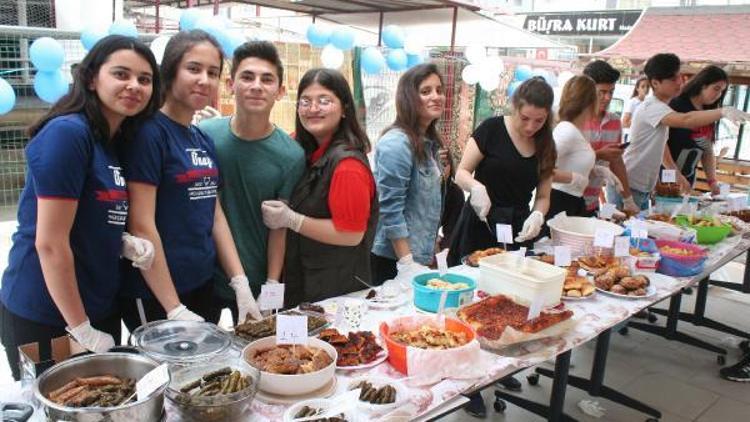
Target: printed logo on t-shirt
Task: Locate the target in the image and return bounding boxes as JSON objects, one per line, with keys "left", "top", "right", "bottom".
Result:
{"left": 177, "top": 148, "right": 218, "bottom": 201}
{"left": 95, "top": 165, "right": 128, "bottom": 226}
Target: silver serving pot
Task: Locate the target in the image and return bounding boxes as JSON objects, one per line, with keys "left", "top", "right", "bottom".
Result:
{"left": 34, "top": 352, "right": 167, "bottom": 422}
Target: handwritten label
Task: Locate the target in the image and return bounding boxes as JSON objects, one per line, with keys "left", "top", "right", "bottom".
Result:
{"left": 527, "top": 293, "right": 545, "bottom": 321}
{"left": 276, "top": 315, "right": 308, "bottom": 345}
{"left": 511, "top": 247, "right": 527, "bottom": 257}
{"left": 661, "top": 169, "right": 676, "bottom": 183}
{"left": 436, "top": 250, "right": 448, "bottom": 275}
{"left": 593, "top": 229, "right": 615, "bottom": 248}
{"left": 258, "top": 283, "right": 285, "bottom": 311}
{"left": 719, "top": 182, "right": 730, "bottom": 197}
{"left": 630, "top": 220, "right": 648, "bottom": 239}
{"left": 136, "top": 363, "right": 169, "bottom": 400}
{"left": 614, "top": 236, "right": 630, "bottom": 257}
{"left": 600, "top": 203, "right": 616, "bottom": 219}
{"left": 553, "top": 246, "right": 571, "bottom": 267}
{"left": 496, "top": 224, "right": 514, "bottom": 244}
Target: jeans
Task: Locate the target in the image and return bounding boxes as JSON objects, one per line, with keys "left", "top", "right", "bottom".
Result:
{"left": 607, "top": 185, "right": 651, "bottom": 210}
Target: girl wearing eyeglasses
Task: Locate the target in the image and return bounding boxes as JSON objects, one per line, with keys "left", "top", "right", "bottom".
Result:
{"left": 260, "top": 68, "right": 376, "bottom": 307}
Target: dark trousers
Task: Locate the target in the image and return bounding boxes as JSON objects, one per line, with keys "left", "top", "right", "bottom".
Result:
{"left": 0, "top": 301, "right": 121, "bottom": 381}
{"left": 370, "top": 253, "right": 397, "bottom": 285}
{"left": 542, "top": 189, "right": 587, "bottom": 238}
{"left": 119, "top": 280, "right": 215, "bottom": 333}
{"left": 205, "top": 294, "right": 239, "bottom": 326}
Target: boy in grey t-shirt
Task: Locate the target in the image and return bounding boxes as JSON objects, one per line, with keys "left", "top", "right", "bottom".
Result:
{"left": 618, "top": 53, "right": 749, "bottom": 209}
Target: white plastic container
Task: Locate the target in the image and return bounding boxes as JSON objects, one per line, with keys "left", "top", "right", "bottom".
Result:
{"left": 478, "top": 254, "right": 566, "bottom": 307}
{"left": 546, "top": 215, "right": 624, "bottom": 257}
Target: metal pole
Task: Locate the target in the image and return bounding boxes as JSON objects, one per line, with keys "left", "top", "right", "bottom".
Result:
{"left": 377, "top": 11, "right": 383, "bottom": 47}
{"left": 155, "top": 0, "right": 160, "bottom": 33}
{"left": 450, "top": 6, "right": 457, "bottom": 53}
{"left": 213, "top": 0, "right": 219, "bottom": 16}
{"left": 17, "top": 0, "right": 30, "bottom": 84}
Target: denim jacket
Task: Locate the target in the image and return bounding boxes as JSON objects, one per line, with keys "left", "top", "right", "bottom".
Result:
{"left": 372, "top": 128, "right": 443, "bottom": 264}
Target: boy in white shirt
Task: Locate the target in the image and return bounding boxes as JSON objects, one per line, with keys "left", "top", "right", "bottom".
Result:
{"left": 618, "top": 53, "right": 749, "bottom": 209}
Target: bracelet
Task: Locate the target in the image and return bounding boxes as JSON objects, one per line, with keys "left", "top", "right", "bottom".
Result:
{"left": 706, "top": 178, "right": 718, "bottom": 186}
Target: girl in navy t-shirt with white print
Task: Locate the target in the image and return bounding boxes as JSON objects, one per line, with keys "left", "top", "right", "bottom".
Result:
{"left": 120, "top": 30, "right": 262, "bottom": 329}
{"left": 0, "top": 36, "right": 160, "bottom": 380}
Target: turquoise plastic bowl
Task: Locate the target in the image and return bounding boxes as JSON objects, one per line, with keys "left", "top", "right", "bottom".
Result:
{"left": 412, "top": 272, "right": 476, "bottom": 313}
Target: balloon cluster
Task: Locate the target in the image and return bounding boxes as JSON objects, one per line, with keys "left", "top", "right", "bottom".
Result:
{"left": 30, "top": 37, "right": 68, "bottom": 103}
{"left": 507, "top": 66, "right": 559, "bottom": 97}
{"left": 180, "top": 11, "right": 247, "bottom": 59}
{"left": 306, "top": 23, "right": 351, "bottom": 69}
{"left": 460, "top": 45, "right": 504, "bottom": 92}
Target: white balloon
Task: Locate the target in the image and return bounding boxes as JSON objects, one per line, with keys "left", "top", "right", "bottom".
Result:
{"left": 557, "top": 70, "right": 575, "bottom": 87}
{"left": 403, "top": 37, "right": 424, "bottom": 55}
{"left": 464, "top": 45, "right": 486, "bottom": 64}
{"left": 482, "top": 56, "right": 505, "bottom": 74}
{"left": 461, "top": 64, "right": 480, "bottom": 85}
{"left": 320, "top": 45, "right": 344, "bottom": 69}
{"left": 479, "top": 72, "right": 498, "bottom": 92}
{"left": 150, "top": 35, "right": 171, "bottom": 65}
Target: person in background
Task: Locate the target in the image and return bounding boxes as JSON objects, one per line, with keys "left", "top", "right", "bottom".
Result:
{"left": 618, "top": 53, "right": 750, "bottom": 209}
{"left": 664, "top": 65, "right": 728, "bottom": 195}
{"left": 448, "top": 77, "right": 557, "bottom": 417}
{"left": 371, "top": 63, "right": 447, "bottom": 284}
{"left": 438, "top": 151, "right": 465, "bottom": 251}
{"left": 581, "top": 60, "right": 640, "bottom": 215}
{"left": 546, "top": 75, "right": 622, "bottom": 222}
{"left": 121, "top": 30, "right": 262, "bottom": 330}
{"left": 199, "top": 41, "right": 305, "bottom": 324}
{"left": 0, "top": 35, "right": 159, "bottom": 380}
{"left": 260, "top": 68, "right": 376, "bottom": 307}
{"left": 622, "top": 76, "right": 650, "bottom": 140}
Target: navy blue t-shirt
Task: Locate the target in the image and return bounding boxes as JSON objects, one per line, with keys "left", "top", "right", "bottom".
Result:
{"left": 121, "top": 111, "right": 219, "bottom": 298}
{"left": 0, "top": 113, "right": 128, "bottom": 326}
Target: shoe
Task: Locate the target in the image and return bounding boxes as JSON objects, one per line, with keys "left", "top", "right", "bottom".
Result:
{"left": 496, "top": 375, "right": 522, "bottom": 391}
{"left": 720, "top": 354, "right": 750, "bottom": 382}
{"left": 463, "top": 393, "right": 487, "bottom": 418}
{"left": 682, "top": 287, "right": 693, "bottom": 295}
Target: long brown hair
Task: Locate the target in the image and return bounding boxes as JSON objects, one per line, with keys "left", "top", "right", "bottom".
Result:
{"left": 511, "top": 76, "right": 556, "bottom": 180}
{"left": 558, "top": 75, "right": 596, "bottom": 123}
{"left": 383, "top": 63, "right": 444, "bottom": 162}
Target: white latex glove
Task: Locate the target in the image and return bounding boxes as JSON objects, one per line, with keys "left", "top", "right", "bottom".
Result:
{"left": 721, "top": 107, "right": 750, "bottom": 124}
{"left": 396, "top": 254, "right": 430, "bottom": 279}
{"left": 261, "top": 200, "right": 305, "bottom": 232}
{"left": 592, "top": 165, "right": 623, "bottom": 193}
{"left": 469, "top": 183, "right": 491, "bottom": 222}
{"left": 569, "top": 172, "right": 589, "bottom": 193}
{"left": 191, "top": 105, "right": 221, "bottom": 125}
{"left": 515, "top": 210, "right": 544, "bottom": 243}
{"left": 265, "top": 278, "right": 279, "bottom": 284}
{"left": 66, "top": 320, "right": 115, "bottom": 353}
{"left": 229, "top": 275, "right": 262, "bottom": 323}
{"left": 121, "top": 232, "right": 155, "bottom": 270}
{"left": 167, "top": 304, "right": 204, "bottom": 322}
{"left": 622, "top": 196, "right": 641, "bottom": 214}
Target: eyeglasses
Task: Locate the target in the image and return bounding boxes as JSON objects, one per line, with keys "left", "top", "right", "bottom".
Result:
{"left": 298, "top": 96, "right": 336, "bottom": 110}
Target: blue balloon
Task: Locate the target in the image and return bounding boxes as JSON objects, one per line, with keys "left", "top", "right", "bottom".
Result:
{"left": 514, "top": 65, "right": 533, "bottom": 82}
{"left": 195, "top": 16, "right": 225, "bottom": 37}
{"left": 386, "top": 49, "right": 408, "bottom": 71}
{"left": 29, "top": 37, "right": 64, "bottom": 71}
{"left": 406, "top": 53, "right": 423, "bottom": 68}
{"left": 330, "top": 27, "right": 355, "bottom": 51}
{"left": 382, "top": 25, "right": 405, "bottom": 49}
{"left": 221, "top": 31, "right": 246, "bottom": 58}
{"left": 306, "top": 24, "right": 331, "bottom": 48}
{"left": 80, "top": 26, "right": 107, "bottom": 50}
{"left": 0, "top": 78, "right": 15, "bottom": 115}
{"left": 109, "top": 20, "right": 138, "bottom": 38}
{"left": 180, "top": 9, "right": 204, "bottom": 31}
{"left": 361, "top": 47, "right": 385, "bottom": 74}
{"left": 507, "top": 80, "right": 523, "bottom": 97}
{"left": 34, "top": 70, "right": 69, "bottom": 103}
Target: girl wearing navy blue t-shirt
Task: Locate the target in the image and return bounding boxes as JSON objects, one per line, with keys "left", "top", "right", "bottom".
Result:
{"left": 0, "top": 36, "right": 160, "bottom": 380}
{"left": 121, "top": 30, "right": 262, "bottom": 329}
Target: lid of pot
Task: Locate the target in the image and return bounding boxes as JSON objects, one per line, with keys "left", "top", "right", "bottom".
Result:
{"left": 131, "top": 320, "right": 231, "bottom": 364}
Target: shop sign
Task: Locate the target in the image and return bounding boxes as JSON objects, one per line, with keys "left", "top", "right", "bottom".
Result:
{"left": 523, "top": 11, "right": 642, "bottom": 36}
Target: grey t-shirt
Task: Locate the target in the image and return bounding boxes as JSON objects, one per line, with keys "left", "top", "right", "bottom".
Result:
{"left": 623, "top": 96, "right": 674, "bottom": 192}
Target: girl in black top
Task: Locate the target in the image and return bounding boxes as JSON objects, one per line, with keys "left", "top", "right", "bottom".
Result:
{"left": 664, "top": 65, "right": 728, "bottom": 195}
{"left": 448, "top": 77, "right": 556, "bottom": 265}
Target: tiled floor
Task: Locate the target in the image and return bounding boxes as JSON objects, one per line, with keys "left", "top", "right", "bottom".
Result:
{"left": 1, "top": 219, "right": 749, "bottom": 421}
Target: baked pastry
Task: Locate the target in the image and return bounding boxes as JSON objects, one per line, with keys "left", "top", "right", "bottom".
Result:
{"left": 466, "top": 247, "right": 505, "bottom": 267}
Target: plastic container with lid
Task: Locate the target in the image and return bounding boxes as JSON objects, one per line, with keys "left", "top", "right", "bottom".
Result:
{"left": 546, "top": 215, "right": 624, "bottom": 257}
{"left": 131, "top": 320, "right": 232, "bottom": 367}
{"left": 478, "top": 253, "right": 566, "bottom": 307}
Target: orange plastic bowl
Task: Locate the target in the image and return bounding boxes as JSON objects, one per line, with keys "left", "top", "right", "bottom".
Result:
{"left": 379, "top": 316, "right": 476, "bottom": 375}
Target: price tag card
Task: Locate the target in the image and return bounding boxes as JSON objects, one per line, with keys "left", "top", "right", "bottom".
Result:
{"left": 258, "top": 283, "right": 285, "bottom": 311}
{"left": 136, "top": 363, "right": 169, "bottom": 400}
{"left": 599, "top": 203, "right": 616, "bottom": 219}
{"left": 661, "top": 169, "right": 676, "bottom": 183}
{"left": 511, "top": 246, "right": 527, "bottom": 257}
{"left": 436, "top": 249, "right": 448, "bottom": 275}
{"left": 276, "top": 314, "right": 308, "bottom": 345}
{"left": 553, "top": 246, "right": 571, "bottom": 267}
{"left": 719, "top": 182, "right": 730, "bottom": 197}
{"left": 527, "top": 293, "right": 545, "bottom": 321}
{"left": 593, "top": 229, "right": 615, "bottom": 248}
{"left": 614, "top": 236, "right": 630, "bottom": 257}
{"left": 496, "top": 224, "right": 514, "bottom": 244}
{"left": 630, "top": 220, "right": 648, "bottom": 239}
{"left": 729, "top": 195, "right": 747, "bottom": 211}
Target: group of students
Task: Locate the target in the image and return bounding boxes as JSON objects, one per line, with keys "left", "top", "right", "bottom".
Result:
{"left": 2, "top": 29, "right": 750, "bottom": 395}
